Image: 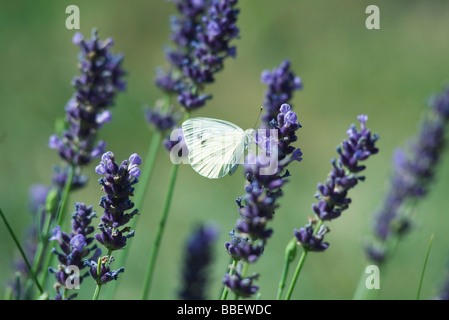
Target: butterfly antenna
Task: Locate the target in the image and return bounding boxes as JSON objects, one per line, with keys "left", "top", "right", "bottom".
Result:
{"left": 252, "top": 106, "right": 264, "bottom": 130}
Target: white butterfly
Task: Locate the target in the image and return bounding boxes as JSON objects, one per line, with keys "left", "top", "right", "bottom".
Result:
{"left": 182, "top": 117, "right": 256, "bottom": 179}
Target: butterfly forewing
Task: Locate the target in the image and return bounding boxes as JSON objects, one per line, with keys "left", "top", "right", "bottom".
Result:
{"left": 182, "top": 118, "right": 246, "bottom": 179}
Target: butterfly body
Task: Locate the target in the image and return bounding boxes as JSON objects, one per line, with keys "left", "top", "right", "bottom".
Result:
{"left": 182, "top": 117, "right": 256, "bottom": 179}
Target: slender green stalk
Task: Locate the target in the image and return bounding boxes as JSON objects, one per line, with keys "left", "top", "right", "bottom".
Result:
{"left": 276, "top": 237, "right": 297, "bottom": 300}
{"left": 0, "top": 208, "right": 43, "bottom": 294}
{"left": 277, "top": 256, "right": 290, "bottom": 300}
{"left": 93, "top": 257, "right": 103, "bottom": 300}
{"left": 141, "top": 164, "right": 179, "bottom": 299}
{"left": 140, "top": 111, "right": 190, "bottom": 299}
{"left": 284, "top": 249, "right": 308, "bottom": 300}
{"left": 221, "top": 259, "right": 238, "bottom": 300}
{"left": 93, "top": 283, "right": 102, "bottom": 300}
{"left": 417, "top": 234, "right": 434, "bottom": 300}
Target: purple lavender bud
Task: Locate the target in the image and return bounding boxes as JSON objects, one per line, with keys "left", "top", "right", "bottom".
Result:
{"left": 84, "top": 258, "right": 124, "bottom": 285}
{"left": 49, "top": 225, "right": 63, "bottom": 244}
{"left": 72, "top": 32, "right": 83, "bottom": 45}
{"left": 96, "top": 110, "right": 112, "bottom": 125}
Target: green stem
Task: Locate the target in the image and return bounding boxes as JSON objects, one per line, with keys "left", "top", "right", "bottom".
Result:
{"left": 93, "top": 284, "right": 102, "bottom": 300}
{"left": 93, "top": 249, "right": 113, "bottom": 300}
{"left": 417, "top": 234, "right": 434, "bottom": 300}
{"left": 141, "top": 164, "right": 179, "bottom": 299}
{"left": 93, "top": 256, "right": 103, "bottom": 300}
{"left": 284, "top": 249, "right": 308, "bottom": 300}
{"left": 276, "top": 237, "right": 297, "bottom": 300}
{"left": 0, "top": 208, "right": 43, "bottom": 294}
{"left": 221, "top": 259, "right": 238, "bottom": 300}
{"left": 277, "top": 249, "right": 292, "bottom": 300}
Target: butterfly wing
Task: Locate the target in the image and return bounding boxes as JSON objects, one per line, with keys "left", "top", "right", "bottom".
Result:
{"left": 182, "top": 117, "right": 246, "bottom": 179}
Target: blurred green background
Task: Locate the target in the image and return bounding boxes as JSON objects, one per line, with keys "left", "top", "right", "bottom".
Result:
{"left": 1, "top": 0, "right": 449, "bottom": 300}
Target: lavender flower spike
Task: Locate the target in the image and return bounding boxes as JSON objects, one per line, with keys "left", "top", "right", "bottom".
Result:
{"left": 48, "top": 29, "right": 126, "bottom": 167}
{"left": 157, "top": 0, "right": 240, "bottom": 110}
{"left": 312, "top": 115, "right": 379, "bottom": 222}
{"left": 295, "top": 115, "right": 379, "bottom": 253}
{"left": 49, "top": 203, "right": 101, "bottom": 300}
{"left": 94, "top": 152, "right": 141, "bottom": 252}
{"left": 261, "top": 59, "right": 302, "bottom": 124}
{"left": 367, "top": 86, "right": 449, "bottom": 262}
{"left": 222, "top": 263, "right": 259, "bottom": 298}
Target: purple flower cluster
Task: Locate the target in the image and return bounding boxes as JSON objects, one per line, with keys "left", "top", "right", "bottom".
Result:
{"left": 156, "top": 0, "right": 240, "bottom": 110}
{"left": 367, "top": 87, "right": 449, "bottom": 262}
{"left": 295, "top": 115, "right": 379, "bottom": 252}
{"left": 84, "top": 256, "right": 124, "bottom": 286}
{"left": 49, "top": 203, "right": 101, "bottom": 300}
{"left": 49, "top": 29, "right": 126, "bottom": 167}
{"left": 312, "top": 115, "right": 379, "bottom": 222}
{"left": 260, "top": 59, "right": 302, "bottom": 124}
{"left": 93, "top": 152, "right": 141, "bottom": 252}
{"left": 144, "top": 104, "right": 179, "bottom": 132}
{"left": 80, "top": 151, "right": 141, "bottom": 286}
{"left": 294, "top": 220, "right": 330, "bottom": 252}
{"left": 179, "top": 224, "right": 218, "bottom": 300}
{"left": 222, "top": 263, "right": 259, "bottom": 298}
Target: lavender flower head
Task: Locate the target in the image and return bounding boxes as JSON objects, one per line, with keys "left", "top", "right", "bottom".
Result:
{"left": 312, "top": 115, "right": 379, "bottom": 222}
{"left": 222, "top": 263, "right": 259, "bottom": 298}
{"left": 296, "top": 115, "right": 379, "bottom": 253}
{"left": 367, "top": 87, "right": 449, "bottom": 262}
{"left": 49, "top": 203, "right": 101, "bottom": 299}
{"left": 157, "top": 0, "right": 240, "bottom": 110}
{"left": 49, "top": 29, "right": 126, "bottom": 167}
{"left": 144, "top": 104, "right": 179, "bottom": 132}
{"left": 294, "top": 220, "right": 330, "bottom": 252}
{"left": 261, "top": 59, "right": 302, "bottom": 124}
{"left": 179, "top": 223, "right": 219, "bottom": 300}
{"left": 94, "top": 151, "right": 141, "bottom": 252}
